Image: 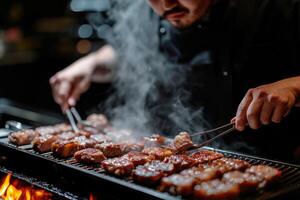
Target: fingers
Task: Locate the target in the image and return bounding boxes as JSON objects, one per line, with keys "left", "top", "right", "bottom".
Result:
{"left": 68, "top": 77, "right": 91, "bottom": 107}
{"left": 246, "top": 92, "right": 265, "bottom": 129}
{"left": 259, "top": 101, "right": 274, "bottom": 125}
{"left": 235, "top": 87, "right": 295, "bottom": 131}
{"left": 49, "top": 74, "right": 72, "bottom": 111}
{"left": 235, "top": 89, "right": 253, "bottom": 131}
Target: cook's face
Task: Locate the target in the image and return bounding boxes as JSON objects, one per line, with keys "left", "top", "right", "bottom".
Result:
{"left": 147, "top": 0, "right": 210, "bottom": 29}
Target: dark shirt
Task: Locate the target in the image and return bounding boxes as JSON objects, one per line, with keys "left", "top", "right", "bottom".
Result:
{"left": 155, "top": 0, "right": 300, "bottom": 163}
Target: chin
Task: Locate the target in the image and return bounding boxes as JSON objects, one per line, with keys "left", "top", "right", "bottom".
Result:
{"left": 170, "top": 20, "right": 192, "bottom": 29}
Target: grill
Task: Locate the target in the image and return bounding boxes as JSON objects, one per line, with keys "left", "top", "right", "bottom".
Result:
{"left": 0, "top": 135, "right": 299, "bottom": 200}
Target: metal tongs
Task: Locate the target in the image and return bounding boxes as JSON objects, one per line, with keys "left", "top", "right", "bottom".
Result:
{"left": 190, "top": 121, "right": 236, "bottom": 149}
{"left": 65, "top": 107, "right": 83, "bottom": 133}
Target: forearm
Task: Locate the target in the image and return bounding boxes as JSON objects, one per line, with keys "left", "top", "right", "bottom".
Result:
{"left": 91, "top": 45, "right": 118, "bottom": 83}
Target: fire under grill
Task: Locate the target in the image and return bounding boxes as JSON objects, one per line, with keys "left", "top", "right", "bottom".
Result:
{"left": 0, "top": 136, "right": 299, "bottom": 200}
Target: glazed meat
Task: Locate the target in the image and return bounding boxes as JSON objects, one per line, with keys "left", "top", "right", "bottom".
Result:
{"left": 159, "top": 174, "right": 198, "bottom": 196}
{"left": 145, "top": 160, "right": 175, "bottom": 176}
{"left": 191, "top": 150, "right": 224, "bottom": 164}
{"left": 95, "top": 142, "right": 124, "bottom": 158}
{"left": 35, "top": 123, "right": 71, "bottom": 136}
{"left": 209, "top": 158, "right": 250, "bottom": 176}
{"left": 86, "top": 113, "right": 110, "bottom": 129}
{"left": 57, "top": 131, "right": 77, "bottom": 141}
{"left": 222, "top": 171, "right": 264, "bottom": 192}
{"left": 180, "top": 166, "right": 218, "bottom": 182}
{"left": 121, "top": 152, "right": 155, "bottom": 166}
{"left": 101, "top": 157, "right": 134, "bottom": 176}
{"left": 245, "top": 165, "right": 282, "bottom": 187}
{"left": 9, "top": 129, "right": 39, "bottom": 146}
{"left": 172, "top": 132, "right": 193, "bottom": 152}
{"left": 194, "top": 179, "right": 240, "bottom": 200}
{"left": 121, "top": 142, "right": 144, "bottom": 153}
{"left": 164, "top": 155, "right": 196, "bottom": 171}
{"left": 32, "top": 134, "right": 58, "bottom": 153}
{"left": 74, "top": 148, "right": 106, "bottom": 164}
{"left": 132, "top": 165, "right": 165, "bottom": 185}
{"left": 133, "top": 160, "right": 175, "bottom": 185}
{"left": 143, "top": 134, "right": 166, "bottom": 147}
{"left": 51, "top": 136, "right": 94, "bottom": 158}
{"left": 142, "top": 147, "right": 173, "bottom": 160}
{"left": 52, "top": 140, "right": 81, "bottom": 158}
{"left": 90, "top": 134, "right": 112, "bottom": 144}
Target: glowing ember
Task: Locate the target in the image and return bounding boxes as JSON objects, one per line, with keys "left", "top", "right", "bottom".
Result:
{"left": 89, "top": 193, "right": 97, "bottom": 200}
{"left": 0, "top": 174, "right": 52, "bottom": 200}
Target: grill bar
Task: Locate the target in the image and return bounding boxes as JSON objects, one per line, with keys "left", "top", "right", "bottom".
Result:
{"left": 0, "top": 137, "right": 299, "bottom": 200}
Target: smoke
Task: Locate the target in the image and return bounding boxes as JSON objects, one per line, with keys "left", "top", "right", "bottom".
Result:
{"left": 97, "top": 0, "right": 210, "bottom": 136}
{"left": 87, "top": 0, "right": 258, "bottom": 155}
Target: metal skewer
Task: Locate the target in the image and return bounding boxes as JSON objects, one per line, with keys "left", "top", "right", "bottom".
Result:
{"left": 65, "top": 108, "right": 80, "bottom": 133}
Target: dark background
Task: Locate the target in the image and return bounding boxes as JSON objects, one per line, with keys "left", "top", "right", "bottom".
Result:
{"left": 0, "top": 0, "right": 111, "bottom": 119}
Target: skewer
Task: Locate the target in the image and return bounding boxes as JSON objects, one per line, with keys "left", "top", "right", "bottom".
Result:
{"left": 190, "top": 122, "right": 235, "bottom": 138}
{"left": 65, "top": 109, "right": 80, "bottom": 133}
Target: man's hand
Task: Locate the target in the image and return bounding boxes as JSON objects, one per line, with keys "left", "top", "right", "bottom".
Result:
{"left": 50, "top": 45, "right": 116, "bottom": 112}
{"left": 235, "top": 77, "right": 300, "bottom": 131}
{"left": 50, "top": 57, "right": 94, "bottom": 111}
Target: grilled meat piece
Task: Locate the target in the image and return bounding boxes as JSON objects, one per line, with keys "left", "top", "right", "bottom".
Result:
{"left": 57, "top": 131, "right": 77, "bottom": 141}
{"left": 191, "top": 150, "right": 224, "bottom": 164}
{"left": 86, "top": 113, "right": 110, "bottom": 129}
{"left": 172, "top": 132, "right": 193, "bottom": 152}
{"left": 51, "top": 135, "right": 96, "bottom": 158}
{"left": 52, "top": 140, "right": 81, "bottom": 158}
{"left": 90, "top": 134, "right": 112, "bottom": 144}
{"left": 101, "top": 157, "right": 134, "bottom": 176}
{"left": 35, "top": 123, "right": 71, "bottom": 136}
{"left": 145, "top": 160, "right": 175, "bottom": 176}
{"left": 209, "top": 158, "right": 250, "bottom": 175}
{"left": 164, "top": 155, "right": 196, "bottom": 171}
{"left": 132, "top": 165, "right": 165, "bottom": 185}
{"left": 72, "top": 136, "right": 98, "bottom": 149}
{"left": 9, "top": 129, "right": 39, "bottom": 146}
{"left": 132, "top": 160, "right": 175, "bottom": 185}
{"left": 121, "top": 142, "right": 144, "bottom": 153}
{"left": 143, "top": 134, "right": 166, "bottom": 147}
{"left": 194, "top": 179, "right": 240, "bottom": 200}
{"left": 122, "top": 152, "right": 155, "bottom": 166}
{"left": 245, "top": 165, "right": 282, "bottom": 187}
{"left": 95, "top": 142, "right": 124, "bottom": 158}
{"left": 159, "top": 174, "right": 198, "bottom": 196}
{"left": 142, "top": 147, "right": 173, "bottom": 160}
{"left": 180, "top": 166, "right": 218, "bottom": 182}
{"left": 74, "top": 148, "right": 106, "bottom": 164}
{"left": 32, "top": 134, "right": 58, "bottom": 153}
{"left": 222, "top": 171, "right": 264, "bottom": 192}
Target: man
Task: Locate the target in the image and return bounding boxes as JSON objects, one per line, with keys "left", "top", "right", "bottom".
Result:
{"left": 50, "top": 0, "right": 300, "bottom": 163}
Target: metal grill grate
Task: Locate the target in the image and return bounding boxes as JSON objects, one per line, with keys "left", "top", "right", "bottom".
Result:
{"left": 0, "top": 138, "right": 299, "bottom": 200}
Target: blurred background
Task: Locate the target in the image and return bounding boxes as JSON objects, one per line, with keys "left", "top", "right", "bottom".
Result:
{"left": 0, "top": 0, "right": 112, "bottom": 121}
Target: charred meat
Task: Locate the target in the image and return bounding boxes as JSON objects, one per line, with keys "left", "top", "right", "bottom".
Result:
{"left": 9, "top": 129, "right": 39, "bottom": 146}
{"left": 101, "top": 157, "right": 134, "bottom": 176}
{"left": 194, "top": 179, "right": 240, "bottom": 200}
{"left": 172, "top": 132, "right": 193, "bottom": 152}
{"left": 74, "top": 148, "right": 106, "bottom": 164}
{"left": 142, "top": 147, "right": 173, "bottom": 160}
{"left": 191, "top": 150, "right": 224, "bottom": 164}
{"left": 164, "top": 154, "right": 196, "bottom": 172}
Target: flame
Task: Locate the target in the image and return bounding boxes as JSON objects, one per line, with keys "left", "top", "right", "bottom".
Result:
{"left": 0, "top": 174, "right": 52, "bottom": 200}
{"left": 89, "top": 193, "right": 97, "bottom": 200}
{"left": 0, "top": 174, "right": 11, "bottom": 196}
